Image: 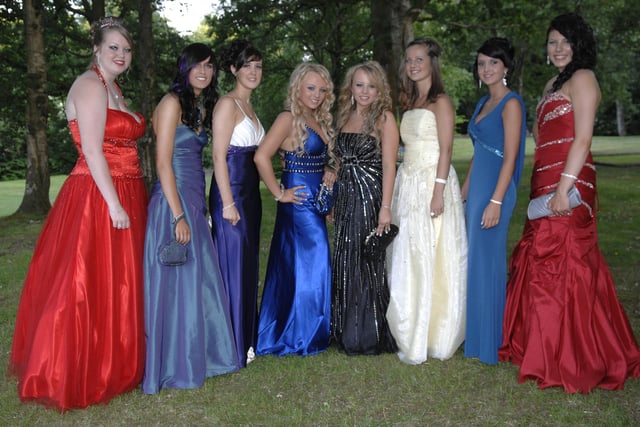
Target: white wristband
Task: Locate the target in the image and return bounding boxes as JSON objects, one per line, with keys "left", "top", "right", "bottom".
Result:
{"left": 435, "top": 178, "right": 447, "bottom": 185}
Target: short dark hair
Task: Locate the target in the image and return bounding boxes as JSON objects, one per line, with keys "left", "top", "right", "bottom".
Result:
{"left": 473, "top": 37, "right": 515, "bottom": 85}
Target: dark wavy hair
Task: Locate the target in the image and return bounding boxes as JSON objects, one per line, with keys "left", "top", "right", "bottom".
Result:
{"left": 399, "top": 37, "right": 445, "bottom": 112}
{"left": 219, "top": 40, "right": 262, "bottom": 76}
{"left": 547, "top": 13, "right": 597, "bottom": 93}
{"left": 474, "top": 37, "right": 515, "bottom": 86}
{"left": 169, "top": 43, "right": 218, "bottom": 131}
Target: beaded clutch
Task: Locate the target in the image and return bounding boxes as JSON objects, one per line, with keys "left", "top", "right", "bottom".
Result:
{"left": 313, "top": 182, "right": 335, "bottom": 216}
{"left": 363, "top": 224, "right": 399, "bottom": 259}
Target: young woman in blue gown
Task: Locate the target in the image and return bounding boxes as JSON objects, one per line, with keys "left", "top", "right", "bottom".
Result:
{"left": 210, "top": 41, "right": 265, "bottom": 367}
{"left": 143, "top": 43, "right": 238, "bottom": 394}
{"left": 254, "top": 63, "right": 336, "bottom": 356}
{"left": 461, "top": 38, "right": 526, "bottom": 365}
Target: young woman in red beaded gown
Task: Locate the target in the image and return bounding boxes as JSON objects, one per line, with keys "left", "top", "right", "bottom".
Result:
{"left": 499, "top": 13, "right": 640, "bottom": 394}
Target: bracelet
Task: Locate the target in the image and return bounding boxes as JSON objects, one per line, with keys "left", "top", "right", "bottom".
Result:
{"left": 435, "top": 178, "right": 448, "bottom": 185}
{"left": 560, "top": 172, "right": 578, "bottom": 180}
{"left": 172, "top": 212, "right": 185, "bottom": 224}
{"left": 274, "top": 184, "right": 285, "bottom": 201}
{"left": 489, "top": 199, "right": 503, "bottom": 205}
{"left": 381, "top": 204, "right": 391, "bottom": 209}
{"left": 223, "top": 202, "right": 235, "bottom": 211}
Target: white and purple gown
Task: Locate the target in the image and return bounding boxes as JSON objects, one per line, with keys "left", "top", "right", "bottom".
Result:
{"left": 209, "top": 101, "right": 265, "bottom": 367}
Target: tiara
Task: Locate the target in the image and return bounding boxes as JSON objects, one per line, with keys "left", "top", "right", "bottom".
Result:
{"left": 99, "top": 16, "right": 121, "bottom": 29}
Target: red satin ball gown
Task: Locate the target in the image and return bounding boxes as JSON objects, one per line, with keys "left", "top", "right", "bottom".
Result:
{"left": 499, "top": 91, "right": 640, "bottom": 393}
{"left": 9, "top": 69, "right": 148, "bottom": 411}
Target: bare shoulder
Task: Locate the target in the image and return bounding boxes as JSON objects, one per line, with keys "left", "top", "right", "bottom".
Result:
{"left": 569, "top": 69, "right": 599, "bottom": 89}
{"left": 433, "top": 93, "right": 454, "bottom": 112}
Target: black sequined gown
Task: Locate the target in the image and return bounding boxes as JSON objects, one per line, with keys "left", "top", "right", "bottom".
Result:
{"left": 331, "top": 132, "right": 397, "bottom": 355}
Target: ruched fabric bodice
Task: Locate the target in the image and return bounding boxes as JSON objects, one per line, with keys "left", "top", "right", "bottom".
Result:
{"left": 399, "top": 109, "right": 441, "bottom": 169}
{"left": 532, "top": 92, "right": 596, "bottom": 209}
{"left": 68, "top": 110, "right": 145, "bottom": 179}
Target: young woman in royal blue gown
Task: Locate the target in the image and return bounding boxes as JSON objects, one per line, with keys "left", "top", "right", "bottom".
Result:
{"left": 210, "top": 41, "right": 265, "bottom": 367}
{"left": 143, "top": 43, "right": 238, "bottom": 394}
{"left": 461, "top": 38, "right": 526, "bottom": 365}
{"left": 254, "top": 63, "right": 336, "bottom": 356}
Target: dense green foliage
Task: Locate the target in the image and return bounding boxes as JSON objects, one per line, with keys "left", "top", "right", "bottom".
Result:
{"left": 1, "top": 0, "right": 639, "bottom": 182}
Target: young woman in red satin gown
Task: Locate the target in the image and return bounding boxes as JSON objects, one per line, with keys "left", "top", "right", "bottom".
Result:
{"left": 8, "top": 17, "right": 148, "bottom": 411}
{"left": 499, "top": 13, "right": 640, "bottom": 394}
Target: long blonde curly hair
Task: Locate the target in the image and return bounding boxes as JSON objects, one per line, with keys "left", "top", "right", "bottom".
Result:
{"left": 284, "top": 63, "right": 335, "bottom": 156}
{"left": 335, "top": 61, "right": 393, "bottom": 150}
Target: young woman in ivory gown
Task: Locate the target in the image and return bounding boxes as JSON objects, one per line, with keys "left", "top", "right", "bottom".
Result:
{"left": 254, "top": 63, "right": 336, "bottom": 356}
{"left": 142, "top": 43, "right": 238, "bottom": 394}
{"left": 9, "top": 17, "right": 147, "bottom": 411}
{"left": 331, "top": 61, "right": 399, "bottom": 355}
{"left": 386, "top": 38, "right": 467, "bottom": 364}
{"left": 209, "top": 40, "right": 265, "bottom": 367}
{"left": 499, "top": 13, "right": 640, "bottom": 393}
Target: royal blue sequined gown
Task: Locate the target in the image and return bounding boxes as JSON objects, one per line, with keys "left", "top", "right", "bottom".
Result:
{"left": 257, "top": 128, "right": 332, "bottom": 356}
{"left": 143, "top": 125, "right": 239, "bottom": 394}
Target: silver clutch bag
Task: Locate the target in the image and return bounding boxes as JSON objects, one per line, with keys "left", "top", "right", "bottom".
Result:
{"left": 527, "top": 185, "right": 582, "bottom": 220}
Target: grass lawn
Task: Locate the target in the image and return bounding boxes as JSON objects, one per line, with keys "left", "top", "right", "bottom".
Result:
{"left": 0, "top": 136, "right": 639, "bottom": 425}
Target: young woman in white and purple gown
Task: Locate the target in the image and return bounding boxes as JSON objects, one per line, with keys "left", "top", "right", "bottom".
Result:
{"left": 210, "top": 40, "right": 265, "bottom": 367}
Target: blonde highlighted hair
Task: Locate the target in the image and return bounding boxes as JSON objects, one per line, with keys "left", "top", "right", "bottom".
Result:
{"left": 284, "top": 63, "right": 335, "bottom": 155}
{"left": 336, "top": 61, "right": 393, "bottom": 150}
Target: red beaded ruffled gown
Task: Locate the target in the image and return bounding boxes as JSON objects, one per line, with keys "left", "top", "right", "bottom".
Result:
{"left": 8, "top": 74, "right": 148, "bottom": 411}
{"left": 499, "top": 91, "right": 640, "bottom": 393}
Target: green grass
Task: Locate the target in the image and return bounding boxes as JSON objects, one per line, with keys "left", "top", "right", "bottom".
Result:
{"left": 1, "top": 137, "right": 639, "bottom": 425}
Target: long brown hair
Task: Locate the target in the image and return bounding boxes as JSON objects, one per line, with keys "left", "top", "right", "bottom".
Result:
{"left": 398, "top": 37, "right": 445, "bottom": 112}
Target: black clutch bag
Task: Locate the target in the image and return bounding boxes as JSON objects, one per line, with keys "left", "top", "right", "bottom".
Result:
{"left": 527, "top": 185, "right": 582, "bottom": 220}
{"left": 313, "top": 182, "right": 335, "bottom": 216}
{"left": 158, "top": 216, "right": 188, "bottom": 266}
{"left": 363, "top": 224, "right": 399, "bottom": 259}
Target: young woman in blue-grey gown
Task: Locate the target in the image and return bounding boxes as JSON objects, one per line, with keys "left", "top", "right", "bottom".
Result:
{"left": 461, "top": 37, "right": 526, "bottom": 365}
{"left": 143, "top": 43, "right": 239, "bottom": 394}
{"left": 254, "top": 63, "right": 336, "bottom": 356}
{"left": 210, "top": 40, "right": 265, "bottom": 367}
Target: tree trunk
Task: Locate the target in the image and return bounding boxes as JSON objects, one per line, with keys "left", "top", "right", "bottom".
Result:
{"left": 137, "top": 0, "right": 157, "bottom": 190}
{"left": 371, "top": 0, "right": 425, "bottom": 116}
{"left": 615, "top": 99, "right": 626, "bottom": 136}
{"left": 18, "top": 0, "right": 50, "bottom": 215}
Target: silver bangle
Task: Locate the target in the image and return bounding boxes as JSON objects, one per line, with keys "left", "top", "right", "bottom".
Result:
{"left": 223, "top": 202, "right": 236, "bottom": 211}
{"left": 435, "top": 178, "right": 448, "bottom": 185}
{"left": 560, "top": 172, "right": 578, "bottom": 180}
{"left": 274, "top": 184, "right": 285, "bottom": 201}
{"left": 489, "top": 199, "right": 503, "bottom": 205}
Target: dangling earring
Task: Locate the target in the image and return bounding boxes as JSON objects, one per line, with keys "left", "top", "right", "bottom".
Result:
{"left": 351, "top": 95, "right": 354, "bottom": 105}
{"left": 478, "top": 80, "right": 482, "bottom": 89}
{"left": 546, "top": 55, "right": 550, "bottom": 65}
{"left": 502, "top": 72, "right": 508, "bottom": 86}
